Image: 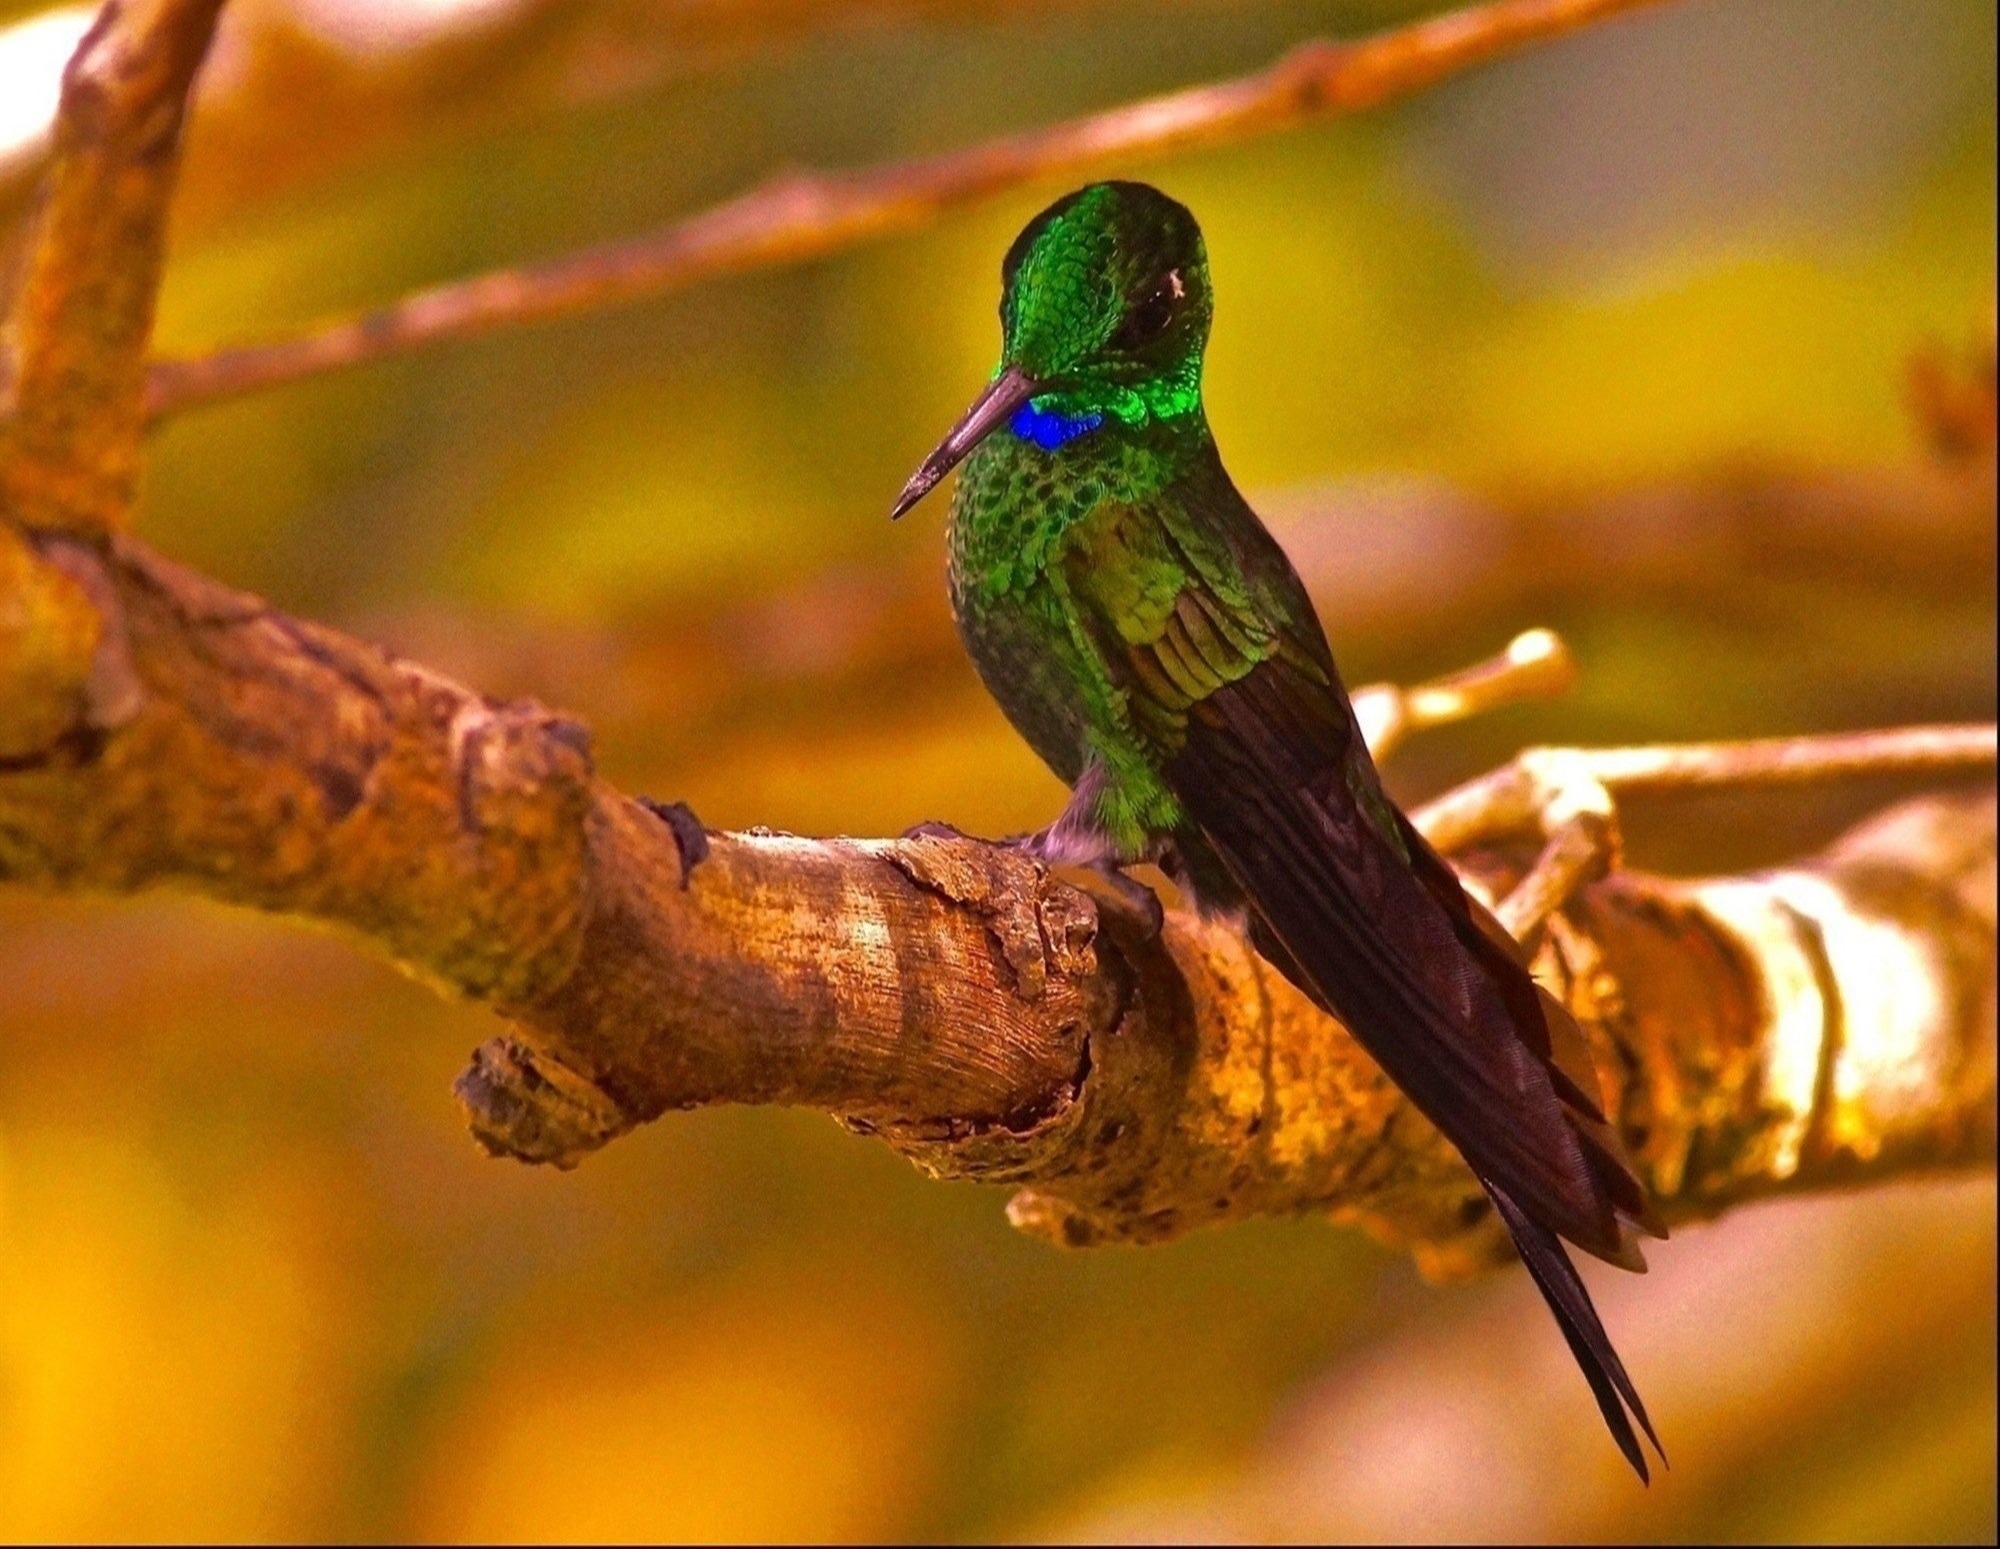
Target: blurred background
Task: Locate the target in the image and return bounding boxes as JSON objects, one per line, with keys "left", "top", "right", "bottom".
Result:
{"left": 0, "top": 0, "right": 1994, "bottom": 1539}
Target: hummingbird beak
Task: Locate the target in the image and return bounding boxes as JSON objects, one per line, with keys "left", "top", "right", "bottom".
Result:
{"left": 891, "top": 365, "right": 1038, "bottom": 519}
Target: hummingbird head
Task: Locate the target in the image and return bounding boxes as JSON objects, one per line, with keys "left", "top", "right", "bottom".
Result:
{"left": 892, "top": 181, "right": 1211, "bottom": 518}
{"left": 997, "top": 181, "right": 1212, "bottom": 415}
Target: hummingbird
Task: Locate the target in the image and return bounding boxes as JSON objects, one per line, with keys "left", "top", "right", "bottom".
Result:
{"left": 892, "top": 181, "right": 1665, "bottom": 1478}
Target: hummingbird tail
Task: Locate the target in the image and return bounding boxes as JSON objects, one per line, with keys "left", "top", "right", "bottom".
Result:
{"left": 1394, "top": 814, "right": 1669, "bottom": 1252}
{"left": 1484, "top": 1177, "right": 1666, "bottom": 1483}
{"left": 1161, "top": 660, "right": 1665, "bottom": 1467}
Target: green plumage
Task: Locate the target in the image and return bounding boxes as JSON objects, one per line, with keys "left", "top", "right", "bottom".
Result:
{"left": 947, "top": 183, "right": 1290, "bottom": 852}
{"left": 896, "top": 181, "right": 1664, "bottom": 1479}
{"left": 953, "top": 424, "right": 1206, "bottom": 846}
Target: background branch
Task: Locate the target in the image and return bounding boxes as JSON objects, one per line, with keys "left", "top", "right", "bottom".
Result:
{"left": 140, "top": 0, "right": 1672, "bottom": 418}
{"left": 1353, "top": 626, "right": 1577, "bottom": 763}
{"left": 1, "top": 0, "right": 225, "bottom": 530}
{"left": 0, "top": 1, "right": 1276, "bottom": 231}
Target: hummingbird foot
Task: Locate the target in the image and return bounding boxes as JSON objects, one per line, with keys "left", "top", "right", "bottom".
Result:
{"left": 902, "top": 773, "right": 1166, "bottom": 937}
{"left": 1005, "top": 770, "right": 1166, "bottom": 939}
{"left": 1039, "top": 859, "right": 1166, "bottom": 942}
{"left": 901, "top": 818, "right": 979, "bottom": 843}
{"left": 1008, "top": 762, "right": 1128, "bottom": 865}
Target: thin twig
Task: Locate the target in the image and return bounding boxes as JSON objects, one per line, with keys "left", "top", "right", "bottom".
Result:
{"left": 142, "top": 0, "right": 1673, "bottom": 419}
{"left": 1417, "top": 721, "right": 1998, "bottom": 952}
{"left": 1561, "top": 724, "right": 1999, "bottom": 792}
{"left": 1354, "top": 627, "right": 1577, "bottom": 762}
{"left": 1417, "top": 724, "right": 1999, "bottom": 856}
{"left": 1492, "top": 811, "right": 1615, "bottom": 943}
{"left": 1, "top": 0, "right": 228, "bottom": 530}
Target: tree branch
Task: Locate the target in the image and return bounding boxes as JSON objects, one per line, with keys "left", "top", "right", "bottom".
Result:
{"left": 0, "top": 537, "right": 1989, "bottom": 1274}
{"left": 0, "top": 2, "right": 1304, "bottom": 227}
{"left": 1419, "top": 725, "right": 2000, "bottom": 853}
{"left": 1415, "top": 724, "right": 1998, "bottom": 946}
{"left": 1, "top": 0, "right": 226, "bottom": 530}
{"left": 140, "top": 0, "right": 1674, "bottom": 419}
{"left": 0, "top": 0, "right": 1988, "bottom": 1281}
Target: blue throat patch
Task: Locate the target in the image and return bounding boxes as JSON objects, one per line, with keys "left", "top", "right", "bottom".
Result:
{"left": 1009, "top": 401, "right": 1104, "bottom": 451}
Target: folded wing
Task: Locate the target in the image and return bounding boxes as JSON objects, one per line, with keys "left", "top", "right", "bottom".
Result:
{"left": 1063, "top": 468, "right": 1662, "bottom": 1473}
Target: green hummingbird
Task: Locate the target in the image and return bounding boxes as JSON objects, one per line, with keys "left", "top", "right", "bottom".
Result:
{"left": 893, "top": 181, "right": 1665, "bottom": 1478}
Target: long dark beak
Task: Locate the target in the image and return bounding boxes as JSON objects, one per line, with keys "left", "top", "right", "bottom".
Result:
{"left": 890, "top": 365, "right": 1038, "bottom": 519}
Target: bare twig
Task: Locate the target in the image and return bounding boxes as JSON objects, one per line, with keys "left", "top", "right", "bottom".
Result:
{"left": 0, "top": 0, "right": 227, "bottom": 531}
{"left": 1491, "top": 811, "right": 1614, "bottom": 943}
{"left": 1418, "top": 726, "right": 1998, "bottom": 852}
{"left": 1353, "top": 627, "right": 1576, "bottom": 762}
{"left": 1416, "top": 722, "right": 1998, "bottom": 948}
{"left": 141, "top": 0, "right": 1673, "bottom": 418}
{"left": 0, "top": 1, "right": 1270, "bottom": 223}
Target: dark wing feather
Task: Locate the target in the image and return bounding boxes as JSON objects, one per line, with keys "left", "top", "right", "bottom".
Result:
{"left": 1166, "top": 659, "right": 1631, "bottom": 1256}
{"left": 1392, "top": 807, "right": 1667, "bottom": 1246}
{"left": 1063, "top": 456, "right": 1662, "bottom": 1472}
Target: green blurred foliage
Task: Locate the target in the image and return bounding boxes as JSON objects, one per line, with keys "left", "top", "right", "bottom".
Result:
{"left": 2, "top": 0, "right": 1995, "bottom": 1540}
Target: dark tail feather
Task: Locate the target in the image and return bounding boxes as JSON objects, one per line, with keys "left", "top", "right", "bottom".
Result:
{"left": 1485, "top": 1178, "right": 1666, "bottom": 1483}
{"left": 1390, "top": 809, "right": 1671, "bottom": 1250}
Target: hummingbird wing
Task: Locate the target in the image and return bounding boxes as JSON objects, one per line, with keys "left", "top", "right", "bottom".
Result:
{"left": 1061, "top": 465, "right": 1662, "bottom": 1474}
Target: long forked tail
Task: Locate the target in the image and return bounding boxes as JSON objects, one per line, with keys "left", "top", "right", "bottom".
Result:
{"left": 1163, "top": 658, "right": 1665, "bottom": 1472}
{"left": 1484, "top": 1178, "right": 1666, "bottom": 1482}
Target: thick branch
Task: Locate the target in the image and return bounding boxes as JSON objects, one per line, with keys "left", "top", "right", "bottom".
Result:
{"left": 141, "top": 0, "right": 1672, "bottom": 418}
{"left": 0, "top": 535, "right": 1989, "bottom": 1272}
{"left": 0, "top": 0, "right": 226, "bottom": 531}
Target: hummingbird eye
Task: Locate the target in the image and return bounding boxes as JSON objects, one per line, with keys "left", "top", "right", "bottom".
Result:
{"left": 1111, "top": 269, "right": 1184, "bottom": 351}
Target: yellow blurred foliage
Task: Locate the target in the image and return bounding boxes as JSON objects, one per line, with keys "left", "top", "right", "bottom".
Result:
{"left": 403, "top": 1270, "right": 954, "bottom": 1543}
{"left": 0, "top": 1130, "right": 356, "bottom": 1539}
